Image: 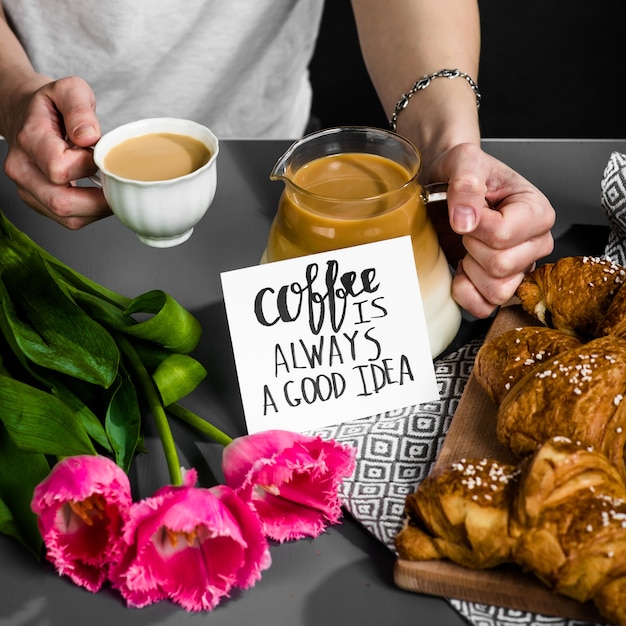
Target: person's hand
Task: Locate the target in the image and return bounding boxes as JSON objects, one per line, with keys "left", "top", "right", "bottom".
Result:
{"left": 3, "top": 75, "right": 111, "bottom": 229}
{"left": 425, "top": 142, "right": 555, "bottom": 318}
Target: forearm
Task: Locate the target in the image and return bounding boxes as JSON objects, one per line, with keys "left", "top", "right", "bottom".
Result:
{"left": 0, "top": 3, "right": 50, "bottom": 139}
{"left": 352, "top": 0, "right": 555, "bottom": 319}
{"left": 351, "top": 0, "right": 481, "bottom": 167}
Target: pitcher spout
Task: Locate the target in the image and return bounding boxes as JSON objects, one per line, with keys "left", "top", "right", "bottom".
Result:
{"left": 271, "top": 126, "right": 364, "bottom": 184}
{"left": 270, "top": 140, "right": 300, "bottom": 182}
{"left": 269, "top": 154, "right": 289, "bottom": 182}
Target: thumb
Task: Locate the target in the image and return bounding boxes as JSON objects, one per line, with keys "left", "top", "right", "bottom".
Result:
{"left": 439, "top": 144, "right": 495, "bottom": 235}
{"left": 449, "top": 202, "right": 478, "bottom": 234}
{"left": 52, "top": 76, "right": 101, "bottom": 147}
{"left": 446, "top": 175, "right": 488, "bottom": 235}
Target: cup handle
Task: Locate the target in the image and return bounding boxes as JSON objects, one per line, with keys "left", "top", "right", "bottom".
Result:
{"left": 89, "top": 171, "right": 102, "bottom": 188}
{"left": 422, "top": 181, "right": 495, "bottom": 210}
{"left": 84, "top": 145, "right": 102, "bottom": 188}
{"left": 67, "top": 138, "right": 101, "bottom": 187}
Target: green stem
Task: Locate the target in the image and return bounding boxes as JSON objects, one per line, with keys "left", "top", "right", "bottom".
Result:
{"left": 168, "top": 403, "right": 233, "bottom": 447}
{"left": 116, "top": 334, "right": 183, "bottom": 486}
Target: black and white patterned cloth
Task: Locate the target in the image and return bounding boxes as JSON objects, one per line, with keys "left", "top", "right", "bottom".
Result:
{"left": 602, "top": 152, "right": 626, "bottom": 266}
{"left": 309, "top": 152, "right": 626, "bottom": 626}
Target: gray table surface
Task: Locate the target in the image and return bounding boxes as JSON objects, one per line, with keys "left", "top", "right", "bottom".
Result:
{"left": 0, "top": 137, "right": 624, "bottom": 626}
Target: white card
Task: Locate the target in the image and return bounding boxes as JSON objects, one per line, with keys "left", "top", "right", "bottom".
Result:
{"left": 220, "top": 236, "right": 439, "bottom": 434}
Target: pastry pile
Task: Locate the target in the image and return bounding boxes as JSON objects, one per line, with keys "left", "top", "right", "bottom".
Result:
{"left": 395, "top": 256, "right": 626, "bottom": 625}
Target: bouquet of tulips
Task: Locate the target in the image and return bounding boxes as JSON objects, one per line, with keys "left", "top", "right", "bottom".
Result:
{"left": 0, "top": 211, "right": 356, "bottom": 611}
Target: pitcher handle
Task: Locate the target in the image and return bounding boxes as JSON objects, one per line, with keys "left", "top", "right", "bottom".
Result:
{"left": 422, "top": 181, "right": 495, "bottom": 210}
{"left": 421, "top": 182, "right": 448, "bottom": 205}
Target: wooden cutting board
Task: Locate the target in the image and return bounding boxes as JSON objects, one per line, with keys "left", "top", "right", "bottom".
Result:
{"left": 393, "top": 302, "right": 608, "bottom": 623}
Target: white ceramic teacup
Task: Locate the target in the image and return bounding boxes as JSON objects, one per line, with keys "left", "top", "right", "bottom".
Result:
{"left": 93, "top": 117, "right": 219, "bottom": 248}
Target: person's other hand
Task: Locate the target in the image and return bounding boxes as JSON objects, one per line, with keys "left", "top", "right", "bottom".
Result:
{"left": 3, "top": 75, "right": 111, "bottom": 229}
{"left": 427, "top": 142, "right": 555, "bottom": 318}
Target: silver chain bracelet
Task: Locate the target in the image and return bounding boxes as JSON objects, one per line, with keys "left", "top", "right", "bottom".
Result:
{"left": 389, "top": 68, "right": 481, "bottom": 131}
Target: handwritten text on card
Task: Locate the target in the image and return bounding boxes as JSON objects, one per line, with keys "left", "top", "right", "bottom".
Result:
{"left": 221, "top": 237, "right": 439, "bottom": 434}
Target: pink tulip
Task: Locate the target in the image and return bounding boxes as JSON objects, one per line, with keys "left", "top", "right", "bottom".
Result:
{"left": 30, "top": 455, "right": 132, "bottom": 592}
{"left": 222, "top": 430, "right": 356, "bottom": 542}
{"left": 109, "top": 469, "right": 271, "bottom": 611}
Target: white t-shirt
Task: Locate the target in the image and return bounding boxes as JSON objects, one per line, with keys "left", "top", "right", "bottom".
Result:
{"left": 3, "top": 0, "right": 325, "bottom": 138}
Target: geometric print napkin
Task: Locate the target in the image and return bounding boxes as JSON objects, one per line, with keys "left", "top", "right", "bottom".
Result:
{"left": 306, "top": 152, "right": 626, "bottom": 626}
{"left": 602, "top": 151, "right": 626, "bottom": 265}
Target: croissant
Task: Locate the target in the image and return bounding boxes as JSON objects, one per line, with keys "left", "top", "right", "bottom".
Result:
{"left": 396, "top": 437, "right": 626, "bottom": 626}
{"left": 496, "top": 334, "right": 626, "bottom": 479}
{"left": 395, "top": 457, "right": 520, "bottom": 569}
{"left": 406, "top": 256, "right": 626, "bottom": 623}
{"left": 512, "top": 436, "right": 626, "bottom": 604}
{"left": 473, "top": 325, "right": 581, "bottom": 405}
{"left": 516, "top": 256, "right": 626, "bottom": 340}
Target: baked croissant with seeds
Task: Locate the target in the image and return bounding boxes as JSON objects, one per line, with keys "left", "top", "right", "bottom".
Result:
{"left": 516, "top": 255, "right": 626, "bottom": 340}
{"left": 473, "top": 325, "right": 581, "bottom": 405}
{"left": 395, "top": 457, "right": 520, "bottom": 569}
{"left": 396, "top": 438, "right": 626, "bottom": 626}
{"left": 511, "top": 436, "right": 626, "bottom": 604}
{"left": 496, "top": 334, "right": 626, "bottom": 480}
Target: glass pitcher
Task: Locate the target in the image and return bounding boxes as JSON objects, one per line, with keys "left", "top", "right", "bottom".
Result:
{"left": 262, "top": 126, "right": 461, "bottom": 358}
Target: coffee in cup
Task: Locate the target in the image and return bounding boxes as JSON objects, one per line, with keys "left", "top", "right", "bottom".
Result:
{"left": 93, "top": 118, "right": 219, "bottom": 248}
{"left": 103, "top": 133, "right": 212, "bottom": 181}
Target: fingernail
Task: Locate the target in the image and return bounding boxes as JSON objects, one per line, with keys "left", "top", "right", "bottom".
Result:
{"left": 73, "top": 124, "right": 97, "bottom": 139}
{"left": 452, "top": 205, "right": 476, "bottom": 233}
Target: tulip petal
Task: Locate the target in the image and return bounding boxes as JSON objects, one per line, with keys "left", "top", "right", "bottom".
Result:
{"left": 30, "top": 455, "right": 132, "bottom": 592}
{"left": 222, "top": 430, "right": 356, "bottom": 541}
{"left": 110, "top": 474, "right": 270, "bottom": 611}
{"left": 212, "top": 484, "right": 272, "bottom": 588}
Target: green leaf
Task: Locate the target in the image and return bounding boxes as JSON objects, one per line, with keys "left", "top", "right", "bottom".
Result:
{"left": 105, "top": 368, "right": 142, "bottom": 473}
{"left": 66, "top": 286, "right": 136, "bottom": 331}
{"left": 0, "top": 211, "right": 130, "bottom": 310}
{"left": 122, "top": 290, "right": 202, "bottom": 354}
{"left": 44, "top": 372, "right": 112, "bottom": 453}
{"left": 0, "top": 498, "right": 24, "bottom": 547}
{"left": 132, "top": 341, "right": 177, "bottom": 370}
{"left": 0, "top": 249, "right": 119, "bottom": 388}
{"left": 0, "top": 327, "right": 111, "bottom": 453}
{"left": 0, "top": 374, "right": 96, "bottom": 456}
{"left": 0, "top": 424, "right": 48, "bottom": 557}
{"left": 152, "top": 353, "right": 207, "bottom": 406}
{"left": 61, "top": 287, "right": 185, "bottom": 370}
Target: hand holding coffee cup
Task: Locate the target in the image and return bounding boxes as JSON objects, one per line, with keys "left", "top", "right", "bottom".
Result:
{"left": 93, "top": 118, "right": 219, "bottom": 247}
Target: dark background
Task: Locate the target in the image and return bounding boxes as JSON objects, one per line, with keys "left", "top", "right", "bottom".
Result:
{"left": 309, "top": 1, "right": 625, "bottom": 138}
